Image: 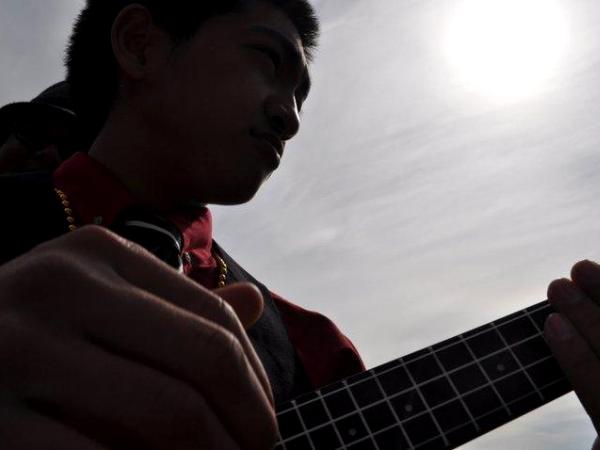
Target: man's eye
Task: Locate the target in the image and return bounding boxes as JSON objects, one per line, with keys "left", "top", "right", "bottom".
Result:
{"left": 255, "top": 46, "right": 281, "bottom": 72}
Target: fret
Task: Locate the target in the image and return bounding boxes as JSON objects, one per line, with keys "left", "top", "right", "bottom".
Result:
{"left": 389, "top": 389, "right": 426, "bottom": 421}
{"left": 342, "top": 379, "right": 380, "bottom": 449}
{"left": 284, "top": 434, "right": 312, "bottom": 450}
{"left": 490, "top": 320, "right": 544, "bottom": 403}
{"left": 278, "top": 406, "right": 305, "bottom": 440}
{"left": 349, "top": 377, "right": 385, "bottom": 408}
{"left": 362, "top": 402, "right": 399, "bottom": 434}
{"left": 402, "top": 351, "right": 449, "bottom": 448}
{"left": 448, "top": 363, "right": 487, "bottom": 394}
{"left": 434, "top": 341, "right": 475, "bottom": 372}
{"left": 496, "top": 313, "right": 539, "bottom": 345}
{"left": 463, "top": 385, "right": 507, "bottom": 421}
{"left": 404, "top": 349, "right": 443, "bottom": 384}
{"left": 526, "top": 356, "right": 564, "bottom": 388}
{"left": 419, "top": 377, "right": 456, "bottom": 408}
{"left": 275, "top": 299, "right": 571, "bottom": 449}
{"left": 464, "top": 327, "right": 505, "bottom": 358}
{"left": 403, "top": 412, "right": 445, "bottom": 448}
{"left": 314, "top": 389, "right": 345, "bottom": 449}
{"left": 512, "top": 335, "right": 551, "bottom": 366}
{"left": 309, "top": 424, "right": 342, "bottom": 450}
{"left": 456, "top": 333, "right": 513, "bottom": 421}
{"left": 334, "top": 409, "right": 370, "bottom": 446}
{"left": 430, "top": 346, "right": 480, "bottom": 436}
{"left": 299, "top": 398, "right": 331, "bottom": 431}
{"left": 493, "top": 371, "right": 537, "bottom": 404}
{"left": 372, "top": 371, "right": 414, "bottom": 449}
{"left": 526, "top": 301, "right": 554, "bottom": 331}
{"left": 324, "top": 387, "right": 357, "bottom": 419}
{"left": 479, "top": 349, "right": 520, "bottom": 381}
{"left": 291, "top": 400, "right": 315, "bottom": 450}
{"left": 373, "top": 426, "right": 410, "bottom": 449}
{"left": 377, "top": 364, "right": 413, "bottom": 397}
{"left": 346, "top": 438, "right": 377, "bottom": 449}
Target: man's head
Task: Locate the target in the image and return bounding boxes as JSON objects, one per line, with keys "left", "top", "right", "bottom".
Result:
{"left": 65, "top": 0, "right": 319, "bottom": 208}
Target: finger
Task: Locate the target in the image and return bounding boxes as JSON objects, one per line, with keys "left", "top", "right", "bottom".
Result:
{"left": 53, "top": 226, "right": 272, "bottom": 403}
{"left": 571, "top": 260, "right": 600, "bottom": 304}
{"left": 214, "top": 283, "right": 264, "bottom": 329}
{"left": 593, "top": 436, "right": 600, "bottom": 450}
{"left": 0, "top": 402, "right": 109, "bottom": 450}
{"left": 547, "top": 278, "right": 600, "bottom": 357}
{"left": 9, "top": 328, "right": 240, "bottom": 450}
{"left": 545, "top": 313, "right": 600, "bottom": 433}
{"left": 19, "top": 254, "right": 275, "bottom": 449}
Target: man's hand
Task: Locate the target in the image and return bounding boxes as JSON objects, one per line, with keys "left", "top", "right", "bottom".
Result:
{"left": 0, "top": 225, "right": 276, "bottom": 449}
{"left": 545, "top": 259, "right": 600, "bottom": 450}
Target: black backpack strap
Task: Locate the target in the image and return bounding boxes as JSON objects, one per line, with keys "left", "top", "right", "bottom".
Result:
{"left": 212, "top": 241, "right": 312, "bottom": 404}
{"left": 0, "top": 171, "right": 68, "bottom": 264}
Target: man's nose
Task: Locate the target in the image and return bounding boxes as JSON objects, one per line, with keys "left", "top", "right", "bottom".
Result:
{"left": 265, "top": 98, "right": 300, "bottom": 141}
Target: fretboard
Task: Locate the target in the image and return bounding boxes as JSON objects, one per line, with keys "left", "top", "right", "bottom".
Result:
{"left": 275, "top": 300, "right": 571, "bottom": 450}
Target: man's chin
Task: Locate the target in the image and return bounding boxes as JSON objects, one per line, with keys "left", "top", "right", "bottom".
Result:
{"left": 207, "top": 173, "right": 269, "bottom": 206}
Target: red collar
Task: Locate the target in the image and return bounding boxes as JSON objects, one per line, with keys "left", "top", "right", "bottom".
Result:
{"left": 52, "top": 152, "right": 214, "bottom": 259}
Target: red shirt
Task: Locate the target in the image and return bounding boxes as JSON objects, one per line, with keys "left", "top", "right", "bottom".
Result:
{"left": 52, "top": 152, "right": 365, "bottom": 388}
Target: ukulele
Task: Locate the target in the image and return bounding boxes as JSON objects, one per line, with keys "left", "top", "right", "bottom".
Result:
{"left": 275, "top": 300, "right": 571, "bottom": 450}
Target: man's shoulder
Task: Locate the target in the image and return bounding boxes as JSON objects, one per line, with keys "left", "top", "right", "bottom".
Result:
{"left": 0, "top": 170, "right": 56, "bottom": 200}
{"left": 0, "top": 171, "right": 66, "bottom": 264}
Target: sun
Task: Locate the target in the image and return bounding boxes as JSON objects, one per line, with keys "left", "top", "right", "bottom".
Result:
{"left": 444, "top": 0, "right": 568, "bottom": 102}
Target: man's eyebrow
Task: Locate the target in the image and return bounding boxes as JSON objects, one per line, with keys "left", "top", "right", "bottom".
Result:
{"left": 248, "top": 25, "right": 311, "bottom": 103}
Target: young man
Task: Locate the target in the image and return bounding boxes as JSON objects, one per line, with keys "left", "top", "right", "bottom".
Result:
{"left": 0, "top": 1, "right": 363, "bottom": 449}
{"left": 1, "top": 1, "right": 599, "bottom": 449}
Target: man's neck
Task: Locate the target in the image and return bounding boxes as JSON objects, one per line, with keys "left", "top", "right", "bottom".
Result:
{"left": 87, "top": 107, "right": 181, "bottom": 215}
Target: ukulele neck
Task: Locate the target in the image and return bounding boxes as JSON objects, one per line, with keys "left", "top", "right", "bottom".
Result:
{"left": 275, "top": 300, "right": 571, "bottom": 450}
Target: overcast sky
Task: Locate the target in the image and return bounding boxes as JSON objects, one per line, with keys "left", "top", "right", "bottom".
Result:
{"left": 2, "top": 0, "right": 600, "bottom": 448}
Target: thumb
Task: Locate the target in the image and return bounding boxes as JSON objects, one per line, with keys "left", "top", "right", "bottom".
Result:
{"left": 213, "top": 282, "right": 264, "bottom": 329}
{"left": 592, "top": 436, "right": 600, "bottom": 450}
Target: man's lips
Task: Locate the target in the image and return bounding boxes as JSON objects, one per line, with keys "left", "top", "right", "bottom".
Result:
{"left": 250, "top": 130, "right": 284, "bottom": 157}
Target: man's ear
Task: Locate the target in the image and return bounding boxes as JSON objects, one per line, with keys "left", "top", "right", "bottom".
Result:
{"left": 111, "top": 4, "right": 168, "bottom": 82}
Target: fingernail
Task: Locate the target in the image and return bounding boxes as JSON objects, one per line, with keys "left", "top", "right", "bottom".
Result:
{"left": 546, "top": 313, "right": 574, "bottom": 341}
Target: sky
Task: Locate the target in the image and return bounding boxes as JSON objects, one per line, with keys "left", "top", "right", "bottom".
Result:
{"left": 1, "top": 0, "right": 600, "bottom": 448}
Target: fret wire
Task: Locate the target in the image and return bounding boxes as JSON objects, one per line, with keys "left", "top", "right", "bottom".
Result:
{"left": 275, "top": 429, "right": 287, "bottom": 449}
{"left": 278, "top": 355, "right": 565, "bottom": 447}
{"left": 489, "top": 320, "right": 545, "bottom": 402}
{"left": 276, "top": 300, "right": 558, "bottom": 446}
{"left": 341, "top": 378, "right": 381, "bottom": 449}
{"left": 523, "top": 305, "right": 545, "bottom": 333}
{"left": 367, "top": 375, "right": 568, "bottom": 450}
{"left": 316, "top": 388, "right": 346, "bottom": 450}
{"left": 458, "top": 333, "right": 512, "bottom": 416}
{"left": 277, "top": 308, "right": 550, "bottom": 418}
{"left": 400, "top": 354, "right": 450, "bottom": 447}
{"left": 277, "top": 331, "right": 554, "bottom": 440}
{"left": 292, "top": 400, "right": 316, "bottom": 450}
{"left": 372, "top": 370, "right": 415, "bottom": 449}
{"left": 429, "top": 344, "right": 481, "bottom": 434}
{"left": 281, "top": 354, "right": 560, "bottom": 444}
{"left": 370, "top": 301, "right": 551, "bottom": 383}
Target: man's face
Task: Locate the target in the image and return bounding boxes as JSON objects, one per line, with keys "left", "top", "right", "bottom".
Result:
{"left": 139, "top": 2, "right": 310, "bottom": 206}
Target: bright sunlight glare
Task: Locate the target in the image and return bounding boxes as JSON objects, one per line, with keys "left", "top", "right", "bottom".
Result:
{"left": 444, "top": 0, "right": 568, "bottom": 103}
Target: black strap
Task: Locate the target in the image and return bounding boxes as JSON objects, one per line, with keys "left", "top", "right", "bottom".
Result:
{"left": 213, "top": 242, "right": 313, "bottom": 405}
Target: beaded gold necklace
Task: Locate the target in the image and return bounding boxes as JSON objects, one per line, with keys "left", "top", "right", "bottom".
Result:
{"left": 54, "top": 188, "right": 228, "bottom": 287}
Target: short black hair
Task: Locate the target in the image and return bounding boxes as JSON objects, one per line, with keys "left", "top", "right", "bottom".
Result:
{"left": 65, "top": 0, "right": 319, "bottom": 147}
